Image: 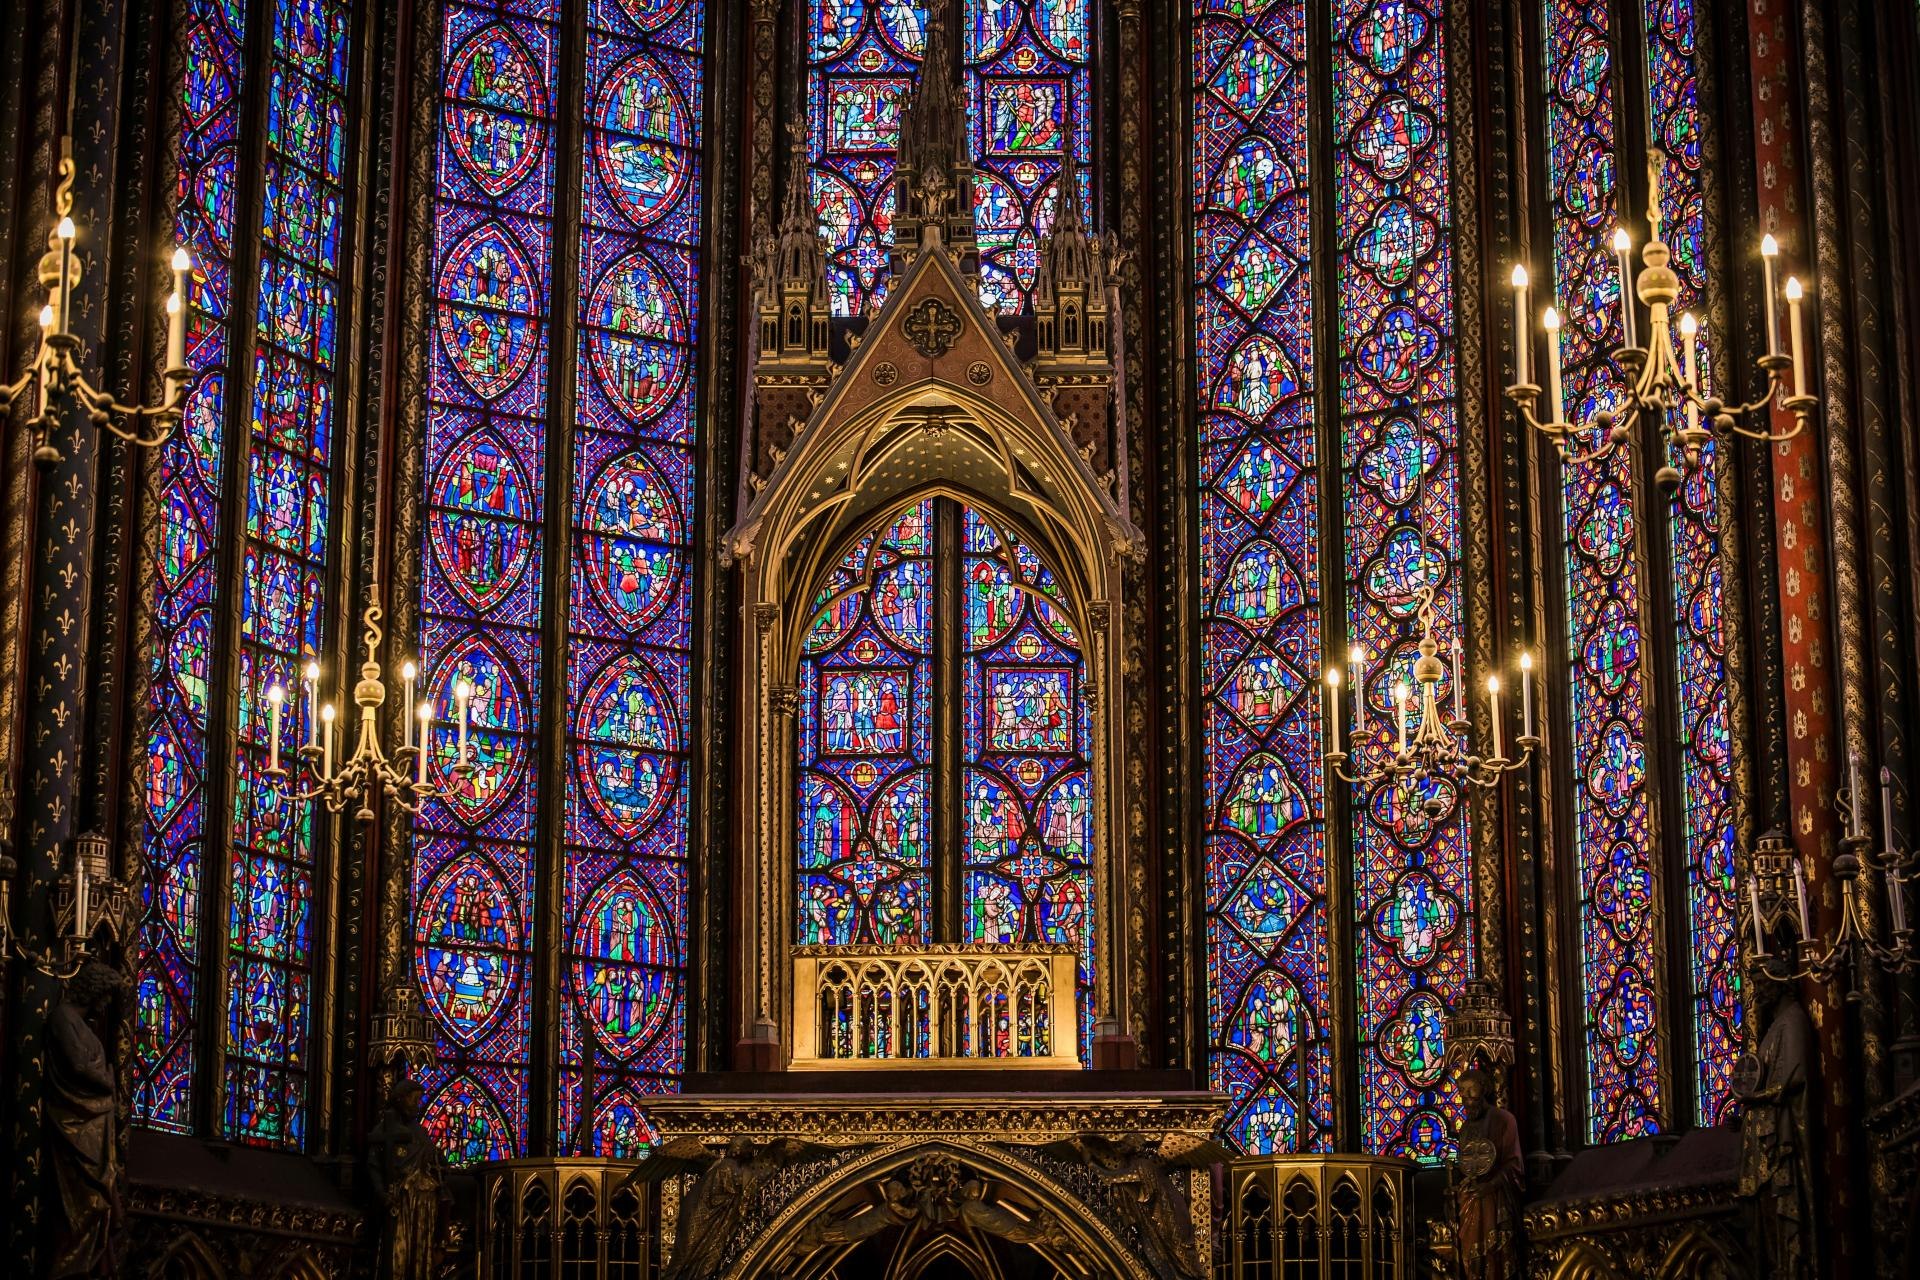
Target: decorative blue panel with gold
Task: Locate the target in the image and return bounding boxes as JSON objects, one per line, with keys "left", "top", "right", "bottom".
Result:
{"left": 808, "top": 0, "right": 928, "bottom": 315}
{"left": 1194, "top": 0, "right": 1331, "bottom": 1154}
{"left": 796, "top": 503, "right": 935, "bottom": 947}
{"left": 557, "top": 0, "right": 705, "bottom": 1157}
{"left": 963, "top": 0, "right": 1091, "bottom": 313}
{"left": 138, "top": 0, "right": 250, "bottom": 1135}
{"left": 416, "top": 0, "right": 563, "bottom": 1163}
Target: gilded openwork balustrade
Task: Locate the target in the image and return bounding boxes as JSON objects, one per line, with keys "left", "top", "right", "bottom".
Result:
{"left": 790, "top": 943, "right": 1080, "bottom": 1068}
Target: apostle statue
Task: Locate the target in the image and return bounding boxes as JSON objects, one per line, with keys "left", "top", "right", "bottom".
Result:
{"left": 1451, "top": 1068, "right": 1524, "bottom": 1280}
{"left": 47, "top": 959, "right": 127, "bottom": 1278}
{"left": 366, "top": 1077, "right": 452, "bottom": 1280}
{"left": 1737, "top": 974, "right": 1816, "bottom": 1280}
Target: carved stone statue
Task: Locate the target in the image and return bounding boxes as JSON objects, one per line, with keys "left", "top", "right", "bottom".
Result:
{"left": 1039, "top": 1133, "right": 1226, "bottom": 1280}
{"left": 366, "top": 1078, "right": 451, "bottom": 1280}
{"left": 784, "top": 1153, "right": 1077, "bottom": 1264}
{"left": 1737, "top": 980, "right": 1816, "bottom": 1280}
{"left": 1450, "top": 1069, "right": 1525, "bottom": 1280}
{"left": 624, "top": 1136, "right": 829, "bottom": 1280}
{"left": 47, "top": 959, "right": 127, "bottom": 1279}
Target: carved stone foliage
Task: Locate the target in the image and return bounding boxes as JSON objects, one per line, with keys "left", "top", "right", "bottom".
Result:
{"left": 123, "top": 1184, "right": 362, "bottom": 1280}
{"left": 1522, "top": 1183, "right": 1749, "bottom": 1279}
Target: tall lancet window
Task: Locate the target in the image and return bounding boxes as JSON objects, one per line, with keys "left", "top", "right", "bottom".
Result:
{"left": 415, "top": 0, "right": 707, "bottom": 1163}
{"left": 1540, "top": 0, "right": 1736, "bottom": 1141}
{"left": 136, "top": 0, "right": 356, "bottom": 1149}
{"left": 1194, "top": 0, "right": 1472, "bottom": 1159}
{"left": 795, "top": 500, "right": 1096, "bottom": 1054}
{"left": 807, "top": 0, "right": 1092, "bottom": 315}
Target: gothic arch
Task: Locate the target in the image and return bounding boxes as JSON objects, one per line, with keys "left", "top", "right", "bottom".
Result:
{"left": 729, "top": 1139, "right": 1157, "bottom": 1280}
{"left": 1656, "top": 1228, "right": 1743, "bottom": 1280}
{"left": 1547, "top": 1243, "right": 1625, "bottom": 1280}
{"left": 148, "top": 1234, "right": 225, "bottom": 1280}
{"left": 724, "top": 242, "right": 1143, "bottom": 1061}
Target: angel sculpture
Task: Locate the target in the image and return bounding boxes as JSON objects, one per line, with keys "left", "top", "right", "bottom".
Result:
{"left": 1034, "top": 1133, "right": 1227, "bottom": 1280}
{"left": 620, "top": 1135, "right": 830, "bottom": 1280}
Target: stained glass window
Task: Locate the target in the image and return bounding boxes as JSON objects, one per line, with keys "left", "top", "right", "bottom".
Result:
{"left": 1334, "top": 0, "right": 1472, "bottom": 1163}
{"left": 416, "top": 0, "right": 564, "bottom": 1161}
{"left": 136, "top": 0, "right": 353, "bottom": 1148}
{"left": 1193, "top": 0, "right": 1331, "bottom": 1155}
{"left": 964, "top": 0, "right": 1092, "bottom": 313}
{"left": 1643, "top": 0, "right": 1739, "bottom": 1128}
{"left": 797, "top": 504, "right": 935, "bottom": 947}
{"left": 415, "top": 0, "right": 707, "bottom": 1164}
{"left": 555, "top": 0, "right": 706, "bottom": 1158}
{"left": 137, "top": 0, "right": 250, "bottom": 1134}
{"left": 794, "top": 501, "right": 1094, "bottom": 1052}
{"left": 1542, "top": 0, "right": 1664, "bottom": 1142}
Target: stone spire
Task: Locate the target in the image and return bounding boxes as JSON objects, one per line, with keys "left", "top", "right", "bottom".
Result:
{"left": 774, "top": 126, "right": 828, "bottom": 306}
{"left": 754, "top": 126, "right": 831, "bottom": 372}
{"left": 1033, "top": 151, "right": 1110, "bottom": 368}
{"left": 891, "top": 7, "right": 978, "bottom": 278}
{"left": 1035, "top": 151, "right": 1100, "bottom": 307}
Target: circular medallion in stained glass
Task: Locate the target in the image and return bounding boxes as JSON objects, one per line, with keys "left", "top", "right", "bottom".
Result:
{"left": 424, "top": 1075, "right": 516, "bottom": 1168}
{"left": 431, "top": 633, "right": 532, "bottom": 825}
{"left": 591, "top": 52, "right": 693, "bottom": 230}
{"left": 436, "top": 220, "right": 541, "bottom": 401}
{"left": 612, "top": 0, "right": 693, "bottom": 33}
{"left": 569, "top": 868, "right": 678, "bottom": 1059}
{"left": 585, "top": 251, "right": 689, "bottom": 426}
{"left": 581, "top": 450, "right": 684, "bottom": 631}
{"left": 428, "top": 428, "right": 534, "bottom": 612}
{"left": 573, "top": 652, "right": 679, "bottom": 839}
{"left": 877, "top": 0, "right": 928, "bottom": 57}
{"left": 415, "top": 852, "right": 523, "bottom": 1046}
{"left": 442, "top": 23, "right": 550, "bottom": 199}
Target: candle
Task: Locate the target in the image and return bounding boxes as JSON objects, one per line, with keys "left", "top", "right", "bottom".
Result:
{"left": 1511, "top": 265, "right": 1531, "bottom": 385}
{"left": 1325, "top": 668, "right": 1343, "bottom": 756}
{"left": 1612, "top": 227, "right": 1636, "bottom": 349}
{"left": 1882, "top": 766, "right": 1896, "bottom": 855}
{"left": 1394, "top": 681, "right": 1410, "bottom": 753}
{"left": 1450, "top": 636, "right": 1465, "bottom": 723}
{"left": 56, "top": 215, "right": 75, "bottom": 333}
{"left": 1350, "top": 646, "right": 1367, "bottom": 740}
{"left": 1749, "top": 873, "right": 1768, "bottom": 953}
{"left": 1487, "top": 676, "right": 1503, "bottom": 761}
{"left": 1679, "top": 311, "right": 1700, "bottom": 436}
{"left": 1519, "top": 651, "right": 1535, "bottom": 738}
{"left": 455, "top": 679, "right": 474, "bottom": 765}
{"left": 1850, "top": 751, "right": 1865, "bottom": 840}
{"left": 267, "top": 684, "right": 285, "bottom": 773}
{"left": 321, "top": 703, "right": 337, "bottom": 777}
{"left": 1759, "top": 234, "right": 1781, "bottom": 356}
{"left": 1891, "top": 872, "right": 1909, "bottom": 936}
{"left": 402, "top": 660, "right": 417, "bottom": 742}
{"left": 169, "top": 246, "right": 190, "bottom": 370}
{"left": 73, "top": 847, "right": 89, "bottom": 940}
{"left": 417, "top": 701, "right": 434, "bottom": 786}
{"left": 1785, "top": 276, "right": 1807, "bottom": 397}
{"left": 1792, "top": 857, "right": 1811, "bottom": 937}
{"left": 304, "top": 660, "right": 321, "bottom": 748}
{"left": 1542, "top": 307, "right": 1565, "bottom": 425}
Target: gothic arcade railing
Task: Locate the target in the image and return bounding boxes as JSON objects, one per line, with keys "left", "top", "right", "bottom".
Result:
{"left": 790, "top": 943, "right": 1080, "bottom": 1068}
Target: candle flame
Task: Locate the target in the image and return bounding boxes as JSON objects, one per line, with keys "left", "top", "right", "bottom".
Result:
{"left": 1784, "top": 276, "right": 1803, "bottom": 301}
{"left": 1510, "top": 264, "right": 1529, "bottom": 288}
{"left": 1760, "top": 233, "right": 1779, "bottom": 258}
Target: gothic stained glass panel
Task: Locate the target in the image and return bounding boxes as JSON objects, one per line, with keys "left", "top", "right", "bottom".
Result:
{"left": 416, "top": 0, "right": 562, "bottom": 1163}
{"left": 557, "top": 0, "right": 704, "bottom": 1157}
{"left": 220, "top": 0, "right": 352, "bottom": 1148}
{"left": 808, "top": 0, "right": 929, "bottom": 315}
{"left": 1195, "top": 0, "right": 1331, "bottom": 1154}
{"left": 1543, "top": 0, "right": 1665, "bottom": 1141}
{"left": 137, "top": 0, "right": 249, "bottom": 1133}
{"left": 796, "top": 504, "right": 935, "bottom": 949}
{"left": 1644, "top": 0, "right": 1739, "bottom": 1128}
{"left": 1333, "top": 0, "right": 1472, "bottom": 1162}
{"left": 960, "top": 509, "right": 1093, "bottom": 1051}
{"left": 964, "top": 0, "right": 1091, "bottom": 313}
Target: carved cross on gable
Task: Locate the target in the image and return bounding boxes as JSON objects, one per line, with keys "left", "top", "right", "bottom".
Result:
{"left": 902, "top": 297, "right": 963, "bottom": 359}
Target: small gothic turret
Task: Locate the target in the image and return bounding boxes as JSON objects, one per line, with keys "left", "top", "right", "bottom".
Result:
{"left": 756, "top": 129, "right": 832, "bottom": 372}
{"left": 1034, "top": 154, "right": 1110, "bottom": 369}
{"left": 891, "top": 9, "right": 978, "bottom": 280}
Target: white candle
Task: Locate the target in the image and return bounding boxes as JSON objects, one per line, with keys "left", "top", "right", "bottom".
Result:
{"left": 1850, "top": 751, "right": 1865, "bottom": 840}
{"left": 267, "top": 684, "right": 285, "bottom": 773}
{"left": 321, "top": 703, "right": 337, "bottom": 777}
{"left": 1325, "top": 668, "right": 1342, "bottom": 756}
{"left": 1760, "top": 234, "right": 1781, "bottom": 356}
{"left": 402, "top": 660, "right": 417, "bottom": 741}
{"left": 455, "top": 679, "right": 474, "bottom": 765}
{"left": 304, "top": 660, "right": 321, "bottom": 748}
{"left": 1785, "top": 276, "right": 1807, "bottom": 397}
{"left": 1450, "top": 637, "right": 1465, "bottom": 723}
{"left": 72, "top": 848, "right": 88, "bottom": 940}
{"left": 1792, "top": 857, "right": 1811, "bottom": 937}
{"left": 1882, "top": 766, "right": 1896, "bottom": 855}
{"left": 417, "top": 701, "right": 434, "bottom": 786}
{"left": 1511, "top": 265, "right": 1531, "bottom": 385}
{"left": 1519, "top": 651, "right": 1535, "bottom": 738}
{"left": 166, "top": 291, "right": 186, "bottom": 373}
{"left": 56, "top": 215, "right": 75, "bottom": 333}
{"left": 1486, "top": 676, "right": 1503, "bottom": 761}
{"left": 1891, "top": 873, "right": 1909, "bottom": 936}
{"left": 1612, "top": 227, "right": 1636, "bottom": 349}
{"left": 1679, "top": 311, "right": 1700, "bottom": 436}
{"left": 1749, "top": 873, "right": 1768, "bottom": 953}
{"left": 1542, "top": 308, "right": 1565, "bottom": 425}
{"left": 1350, "top": 646, "right": 1367, "bottom": 740}
{"left": 1394, "top": 681, "right": 1410, "bottom": 753}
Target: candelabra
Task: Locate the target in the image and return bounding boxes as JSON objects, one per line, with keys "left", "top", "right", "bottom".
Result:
{"left": 0, "top": 803, "right": 135, "bottom": 980}
{"left": 1323, "top": 583, "right": 1540, "bottom": 797}
{"left": 1749, "top": 762, "right": 1918, "bottom": 996}
{"left": 1504, "top": 151, "right": 1818, "bottom": 491}
{"left": 0, "top": 146, "right": 202, "bottom": 462}
{"left": 262, "top": 587, "right": 474, "bottom": 821}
